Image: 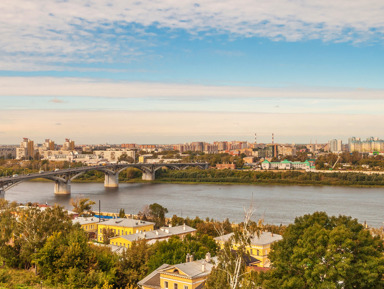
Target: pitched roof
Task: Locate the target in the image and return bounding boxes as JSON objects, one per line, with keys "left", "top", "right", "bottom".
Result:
{"left": 161, "top": 257, "right": 217, "bottom": 279}
{"left": 73, "top": 216, "right": 100, "bottom": 226}
{"left": 98, "top": 218, "right": 155, "bottom": 228}
{"left": 214, "top": 231, "right": 282, "bottom": 246}
{"left": 138, "top": 263, "right": 169, "bottom": 289}
{"left": 110, "top": 224, "right": 196, "bottom": 242}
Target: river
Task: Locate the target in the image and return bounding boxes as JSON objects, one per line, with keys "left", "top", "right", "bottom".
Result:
{"left": 2, "top": 182, "right": 384, "bottom": 227}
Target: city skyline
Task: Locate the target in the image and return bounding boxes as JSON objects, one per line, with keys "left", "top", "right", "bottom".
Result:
{"left": 1, "top": 1, "right": 384, "bottom": 144}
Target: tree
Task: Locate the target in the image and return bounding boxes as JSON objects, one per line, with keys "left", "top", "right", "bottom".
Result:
{"left": 102, "top": 228, "right": 115, "bottom": 245}
{"left": 118, "top": 208, "right": 126, "bottom": 218}
{"left": 148, "top": 203, "right": 168, "bottom": 228}
{"left": 118, "top": 153, "right": 134, "bottom": 163}
{"left": 0, "top": 205, "right": 73, "bottom": 269}
{"left": 35, "top": 228, "right": 117, "bottom": 287}
{"left": 70, "top": 197, "right": 95, "bottom": 216}
{"left": 115, "top": 239, "right": 152, "bottom": 288}
{"left": 265, "top": 212, "right": 384, "bottom": 289}
{"left": 205, "top": 206, "right": 261, "bottom": 289}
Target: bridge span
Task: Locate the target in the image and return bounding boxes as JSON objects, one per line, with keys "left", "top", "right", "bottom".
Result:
{"left": 0, "top": 163, "right": 208, "bottom": 195}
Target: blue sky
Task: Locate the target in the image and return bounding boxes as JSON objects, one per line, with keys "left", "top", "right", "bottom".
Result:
{"left": 1, "top": 0, "right": 384, "bottom": 144}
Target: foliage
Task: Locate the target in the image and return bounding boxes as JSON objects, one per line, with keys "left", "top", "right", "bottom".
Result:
{"left": 35, "top": 228, "right": 117, "bottom": 288}
{"left": 101, "top": 228, "right": 115, "bottom": 245}
{"left": 147, "top": 234, "right": 218, "bottom": 272}
{"left": 118, "top": 208, "right": 126, "bottom": 218}
{"left": 70, "top": 197, "right": 95, "bottom": 215}
{"left": 0, "top": 204, "right": 74, "bottom": 269}
{"left": 265, "top": 212, "right": 384, "bottom": 289}
{"left": 205, "top": 206, "right": 261, "bottom": 289}
{"left": 115, "top": 239, "right": 152, "bottom": 288}
{"left": 145, "top": 203, "right": 168, "bottom": 228}
{"left": 157, "top": 168, "right": 384, "bottom": 187}
{"left": 170, "top": 215, "right": 233, "bottom": 237}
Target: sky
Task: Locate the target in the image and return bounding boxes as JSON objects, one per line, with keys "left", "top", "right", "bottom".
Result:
{"left": 1, "top": 0, "right": 384, "bottom": 145}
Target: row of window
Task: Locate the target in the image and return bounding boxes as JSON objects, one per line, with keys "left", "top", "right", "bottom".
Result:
{"left": 164, "top": 281, "right": 188, "bottom": 289}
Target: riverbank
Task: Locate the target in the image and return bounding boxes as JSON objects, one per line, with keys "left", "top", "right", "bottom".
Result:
{"left": 26, "top": 170, "right": 384, "bottom": 188}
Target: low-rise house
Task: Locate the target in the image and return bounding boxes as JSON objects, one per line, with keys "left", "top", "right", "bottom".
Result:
{"left": 110, "top": 224, "right": 196, "bottom": 248}
{"left": 138, "top": 253, "right": 215, "bottom": 289}
{"left": 97, "top": 218, "right": 155, "bottom": 242}
{"left": 214, "top": 231, "right": 282, "bottom": 268}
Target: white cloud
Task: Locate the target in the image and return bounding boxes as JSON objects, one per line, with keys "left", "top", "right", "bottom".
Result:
{"left": 1, "top": 0, "right": 384, "bottom": 70}
{"left": 0, "top": 77, "right": 383, "bottom": 100}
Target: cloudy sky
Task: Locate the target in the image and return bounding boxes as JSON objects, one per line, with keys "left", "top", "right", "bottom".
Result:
{"left": 1, "top": 0, "right": 384, "bottom": 144}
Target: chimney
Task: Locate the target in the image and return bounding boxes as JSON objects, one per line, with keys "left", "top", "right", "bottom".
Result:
{"left": 205, "top": 252, "right": 211, "bottom": 263}
{"left": 201, "top": 261, "right": 206, "bottom": 272}
{"left": 155, "top": 230, "right": 159, "bottom": 235}
{"left": 169, "top": 223, "right": 172, "bottom": 227}
{"left": 183, "top": 223, "right": 186, "bottom": 231}
{"left": 189, "top": 254, "right": 194, "bottom": 262}
{"left": 186, "top": 253, "right": 190, "bottom": 263}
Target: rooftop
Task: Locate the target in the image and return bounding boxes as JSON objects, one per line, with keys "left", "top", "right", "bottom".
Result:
{"left": 110, "top": 224, "right": 196, "bottom": 242}
{"left": 215, "top": 231, "right": 282, "bottom": 246}
{"left": 99, "top": 218, "right": 155, "bottom": 228}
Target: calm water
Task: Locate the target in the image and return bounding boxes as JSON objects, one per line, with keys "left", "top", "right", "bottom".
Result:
{"left": 2, "top": 182, "right": 384, "bottom": 227}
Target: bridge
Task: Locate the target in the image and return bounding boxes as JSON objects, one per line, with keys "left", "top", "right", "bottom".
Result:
{"left": 0, "top": 163, "right": 209, "bottom": 195}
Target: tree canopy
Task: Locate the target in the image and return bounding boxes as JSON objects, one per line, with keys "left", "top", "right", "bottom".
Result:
{"left": 265, "top": 212, "right": 384, "bottom": 289}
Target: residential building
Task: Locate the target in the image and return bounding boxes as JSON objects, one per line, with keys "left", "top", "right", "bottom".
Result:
{"left": 62, "top": 138, "right": 75, "bottom": 151}
{"left": 73, "top": 216, "right": 99, "bottom": 237}
{"left": 110, "top": 224, "right": 196, "bottom": 248}
{"left": 138, "top": 253, "right": 216, "bottom": 289}
{"left": 214, "top": 231, "right": 282, "bottom": 268}
{"left": 261, "top": 159, "right": 313, "bottom": 170}
{"left": 94, "top": 149, "right": 135, "bottom": 163}
{"left": 16, "top": 138, "right": 35, "bottom": 159}
{"left": 97, "top": 218, "right": 155, "bottom": 242}
{"left": 349, "top": 136, "right": 384, "bottom": 153}
{"left": 329, "top": 139, "right": 342, "bottom": 153}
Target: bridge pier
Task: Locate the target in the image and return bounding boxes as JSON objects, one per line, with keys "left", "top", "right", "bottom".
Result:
{"left": 104, "top": 173, "right": 119, "bottom": 188}
{"left": 142, "top": 171, "right": 155, "bottom": 181}
{"left": 54, "top": 181, "right": 71, "bottom": 195}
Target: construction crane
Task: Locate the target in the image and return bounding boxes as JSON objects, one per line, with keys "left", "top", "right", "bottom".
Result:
{"left": 329, "top": 155, "right": 341, "bottom": 170}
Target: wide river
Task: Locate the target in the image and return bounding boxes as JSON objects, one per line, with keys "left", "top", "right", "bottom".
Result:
{"left": 2, "top": 182, "right": 384, "bottom": 227}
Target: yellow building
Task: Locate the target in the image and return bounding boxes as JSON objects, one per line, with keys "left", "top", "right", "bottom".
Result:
{"left": 138, "top": 253, "right": 215, "bottom": 289}
{"left": 97, "top": 218, "right": 155, "bottom": 242}
{"left": 73, "top": 216, "right": 99, "bottom": 233}
{"left": 214, "top": 231, "right": 282, "bottom": 268}
{"left": 110, "top": 224, "right": 196, "bottom": 248}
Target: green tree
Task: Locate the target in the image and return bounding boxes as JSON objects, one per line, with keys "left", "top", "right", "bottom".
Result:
{"left": 115, "top": 239, "right": 152, "bottom": 288}
{"left": 148, "top": 203, "right": 168, "bottom": 228}
{"left": 265, "top": 212, "right": 384, "bottom": 289}
{"left": 35, "top": 228, "right": 117, "bottom": 287}
{"left": 102, "top": 228, "right": 115, "bottom": 245}
{"left": 118, "top": 208, "right": 126, "bottom": 218}
{"left": 71, "top": 197, "right": 96, "bottom": 216}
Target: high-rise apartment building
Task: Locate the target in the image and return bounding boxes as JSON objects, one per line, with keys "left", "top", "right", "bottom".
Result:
{"left": 62, "top": 138, "right": 75, "bottom": 151}
{"left": 329, "top": 139, "right": 342, "bottom": 153}
{"left": 16, "top": 138, "right": 35, "bottom": 159}
{"left": 348, "top": 137, "right": 384, "bottom": 153}
{"left": 43, "top": 139, "right": 55, "bottom": 150}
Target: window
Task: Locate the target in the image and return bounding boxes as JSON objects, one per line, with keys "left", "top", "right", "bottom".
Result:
{"left": 164, "top": 281, "right": 168, "bottom": 289}
{"left": 174, "top": 284, "right": 178, "bottom": 289}
{"left": 184, "top": 286, "right": 188, "bottom": 289}
{"left": 257, "top": 250, "right": 260, "bottom": 256}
